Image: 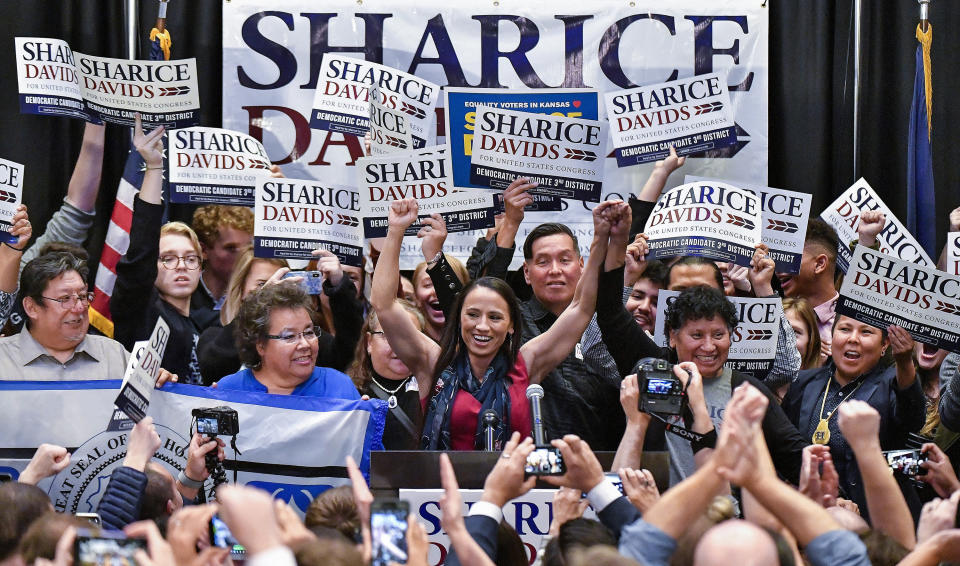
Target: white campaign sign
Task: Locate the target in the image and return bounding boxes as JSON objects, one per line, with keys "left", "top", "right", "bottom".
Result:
{"left": 369, "top": 86, "right": 415, "bottom": 155}
{"left": 0, "top": 157, "right": 25, "bottom": 237}
{"left": 114, "top": 318, "right": 170, "bottom": 422}
{"left": 15, "top": 37, "right": 201, "bottom": 128}
{"left": 820, "top": 178, "right": 934, "bottom": 273}
{"left": 168, "top": 127, "right": 271, "bottom": 205}
{"left": 839, "top": 247, "right": 960, "bottom": 353}
{"left": 470, "top": 106, "right": 606, "bottom": 202}
{"left": 605, "top": 72, "right": 736, "bottom": 166}
{"left": 223, "top": 1, "right": 769, "bottom": 269}
{"left": 652, "top": 290, "right": 780, "bottom": 379}
{"left": 356, "top": 147, "right": 495, "bottom": 238}
{"left": 644, "top": 181, "right": 762, "bottom": 266}
{"left": 685, "top": 175, "right": 811, "bottom": 274}
{"left": 254, "top": 178, "right": 364, "bottom": 265}
{"left": 310, "top": 53, "right": 439, "bottom": 145}
{"left": 947, "top": 232, "right": 960, "bottom": 276}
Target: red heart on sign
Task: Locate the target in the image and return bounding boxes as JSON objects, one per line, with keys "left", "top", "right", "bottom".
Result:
{"left": 572, "top": 100, "right": 582, "bottom": 108}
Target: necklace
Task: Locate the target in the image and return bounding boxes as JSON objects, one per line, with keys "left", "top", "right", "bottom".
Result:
{"left": 812, "top": 375, "right": 864, "bottom": 445}
{"left": 370, "top": 375, "right": 410, "bottom": 409}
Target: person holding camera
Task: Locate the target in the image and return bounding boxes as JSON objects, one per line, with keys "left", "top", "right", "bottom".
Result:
{"left": 370, "top": 198, "right": 619, "bottom": 450}
{"left": 216, "top": 280, "right": 358, "bottom": 399}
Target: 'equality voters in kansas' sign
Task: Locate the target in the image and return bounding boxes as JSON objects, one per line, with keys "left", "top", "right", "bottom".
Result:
{"left": 0, "top": 157, "right": 25, "bottom": 243}
{"left": 653, "top": 290, "right": 781, "bottom": 380}
{"left": 357, "top": 146, "right": 496, "bottom": 239}
{"left": 686, "top": 176, "right": 811, "bottom": 274}
{"left": 310, "top": 53, "right": 439, "bottom": 146}
{"left": 470, "top": 106, "right": 606, "bottom": 202}
{"left": 605, "top": 72, "right": 737, "bottom": 167}
{"left": 254, "top": 178, "right": 363, "bottom": 266}
{"left": 644, "top": 181, "right": 761, "bottom": 267}
{"left": 839, "top": 247, "right": 960, "bottom": 354}
{"left": 820, "top": 178, "right": 934, "bottom": 274}
{"left": 168, "top": 127, "right": 272, "bottom": 206}
{"left": 15, "top": 37, "right": 200, "bottom": 128}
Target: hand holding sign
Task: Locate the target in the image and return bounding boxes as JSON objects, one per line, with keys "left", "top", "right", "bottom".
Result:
{"left": 749, "top": 244, "right": 776, "bottom": 297}
{"left": 7, "top": 204, "right": 31, "bottom": 249}
{"left": 888, "top": 325, "right": 917, "bottom": 368}
{"left": 624, "top": 233, "right": 650, "bottom": 286}
{"left": 503, "top": 177, "right": 537, "bottom": 225}
{"left": 857, "top": 210, "right": 885, "bottom": 248}
{"left": 418, "top": 213, "right": 448, "bottom": 261}
{"left": 134, "top": 114, "right": 165, "bottom": 169}
{"left": 655, "top": 146, "right": 686, "bottom": 177}
{"left": 951, "top": 207, "right": 960, "bottom": 232}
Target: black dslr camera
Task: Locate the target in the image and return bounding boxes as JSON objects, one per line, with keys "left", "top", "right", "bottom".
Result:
{"left": 635, "top": 358, "right": 686, "bottom": 415}
{"left": 192, "top": 406, "right": 239, "bottom": 437}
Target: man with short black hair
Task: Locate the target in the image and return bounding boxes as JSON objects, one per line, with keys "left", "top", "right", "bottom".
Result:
{"left": 0, "top": 252, "right": 129, "bottom": 380}
{"left": 777, "top": 218, "right": 841, "bottom": 349}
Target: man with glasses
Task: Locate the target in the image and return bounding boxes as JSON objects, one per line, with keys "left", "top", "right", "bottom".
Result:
{"left": 0, "top": 252, "right": 129, "bottom": 380}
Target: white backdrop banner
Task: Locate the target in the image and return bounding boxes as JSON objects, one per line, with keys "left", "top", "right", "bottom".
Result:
{"left": 223, "top": 1, "right": 769, "bottom": 269}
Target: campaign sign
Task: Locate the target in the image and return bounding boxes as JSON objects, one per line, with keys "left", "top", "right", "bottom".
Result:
{"left": 357, "top": 147, "right": 496, "bottom": 238}
{"left": 605, "top": 72, "right": 737, "bottom": 167}
{"left": 653, "top": 290, "right": 781, "bottom": 379}
{"left": 75, "top": 52, "right": 200, "bottom": 128}
{"left": 838, "top": 247, "right": 960, "bottom": 353}
{"left": 114, "top": 318, "right": 170, "bottom": 423}
{"left": 168, "top": 127, "right": 271, "bottom": 205}
{"left": 686, "top": 176, "right": 811, "bottom": 274}
{"left": 492, "top": 192, "right": 564, "bottom": 215}
{"left": 644, "top": 181, "right": 761, "bottom": 267}
{"left": 368, "top": 86, "right": 414, "bottom": 155}
{"left": 254, "top": 178, "right": 363, "bottom": 266}
{"left": 947, "top": 232, "right": 960, "bottom": 276}
{"left": 0, "top": 157, "right": 25, "bottom": 242}
{"left": 15, "top": 38, "right": 89, "bottom": 121}
{"left": 445, "top": 88, "right": 599, "bottom": 192}
{"left": 470, "top": 106, "right": 606, "bottom": 202}
{"left": 820, "top": 178, "right": 934, "bottom": 273}
{"left": 310, "top": 53, "right": 439, "bottom": 146}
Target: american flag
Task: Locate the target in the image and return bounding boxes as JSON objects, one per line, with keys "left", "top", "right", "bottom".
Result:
{"left": 89, "top": 23, "right": 172, "bottom": 337}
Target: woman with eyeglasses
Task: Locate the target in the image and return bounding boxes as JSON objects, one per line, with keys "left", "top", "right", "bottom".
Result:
{"left": 112, "top": 115, "right": 220, "bottom": 384}
{"left": 216, "top": 280, "right": 359, "bottom": 398}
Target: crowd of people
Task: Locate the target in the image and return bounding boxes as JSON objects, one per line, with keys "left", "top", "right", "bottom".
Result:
{"left": 2, "top": 115, "right": 960, "bottom": 565}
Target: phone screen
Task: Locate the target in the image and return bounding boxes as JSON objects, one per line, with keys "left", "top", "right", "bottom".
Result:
{"left": 371, "top": 501, "right": 409, "bottom": 566}
{"left": 74, "top": 529, "right": 146, "bottom": 566}
{"left": 524, "top": 447, "right": 566, "bottom": 476}
{"left": 210, "top": 514, "right": 245, "bottom": 555}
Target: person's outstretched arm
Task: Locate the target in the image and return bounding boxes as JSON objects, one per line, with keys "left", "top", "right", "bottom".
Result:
{"left": 611, "top": 374, "right": 651, "bottom": 471}
{"left": 369, "top": 199, "right": 440, "bottom": 395}
{"left": 629, "top": 147, "right": 685, "bottom": 238}
{"left": 520, "top": 200, "right": 618, "bottom": 381}
{"left": 838, "top": 400, "right": 917, "bottom": 549}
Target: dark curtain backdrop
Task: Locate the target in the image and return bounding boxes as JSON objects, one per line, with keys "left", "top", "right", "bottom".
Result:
{"left": 1, "top": 1, "right": 958, "bottom": 274}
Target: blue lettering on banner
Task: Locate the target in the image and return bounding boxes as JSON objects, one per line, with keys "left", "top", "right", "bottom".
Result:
{"left": 254, "top": 236, "right": 363, "bottom": 266}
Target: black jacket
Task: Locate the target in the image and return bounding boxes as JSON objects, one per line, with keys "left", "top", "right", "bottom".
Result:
{"left": 783, "top": 362, "right": 927, "bottom": 518}
{"left": 111, "top": 197, "right": 219, "bottom": 383}
{"left": 444, "top": 515, "right": 499, "bottom": 566}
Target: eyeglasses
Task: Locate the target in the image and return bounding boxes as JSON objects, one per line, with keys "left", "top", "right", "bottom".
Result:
{"left": 41, "top": 292, "right": 95, "bottom": 309}
{"left": 158, "top": 255, "right": 201, "bottom": 270}
{"left": 265, "top": 327, "right": 320, "bottom": 344}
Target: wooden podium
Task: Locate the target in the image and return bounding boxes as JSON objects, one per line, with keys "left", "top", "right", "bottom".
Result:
{"left": 369, "top": 451, "right": 670, "bottom": 497}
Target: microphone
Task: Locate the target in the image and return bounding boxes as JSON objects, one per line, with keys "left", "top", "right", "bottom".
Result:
{"left": 482, "top": 409, "right": 499, "bottom": 451}
{"left": 526, "top": 384, "right": 546, "bottom": 446}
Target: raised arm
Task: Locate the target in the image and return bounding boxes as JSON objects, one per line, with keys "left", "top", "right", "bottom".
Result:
{"left": 370, "top": 199, "right": 440, "bottom": 386}
{"left": 838, "top": 401, "right": 917, "bottom": 549}
{"left": 630, "top": 147, "right": 685, "bottom": 238}
{"left": 0, "top": 205, "right": 31, "bottom": 293}
{"left": 520, "top": 200, "right": 619, "bottom": 380}
{"left": 611, "top": 373, "right": 651, "bottom": 470}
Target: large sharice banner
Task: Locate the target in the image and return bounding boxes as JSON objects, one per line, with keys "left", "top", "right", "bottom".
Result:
{"left": 0, "top": 381, "right": 386, "bottom": 515}
{"left": 223, "top": 1, "right": 769, "bottom": 269}
{"left": 838, "top": 247, "right": 960, "bottom": 353}
{"left": 16, "top": 37, "right": 200, "bottom": 128}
